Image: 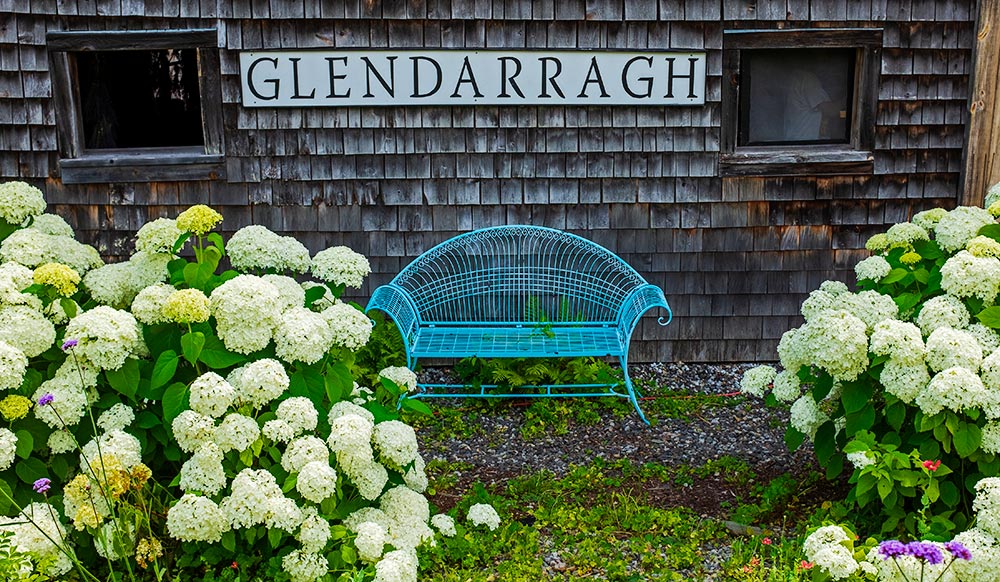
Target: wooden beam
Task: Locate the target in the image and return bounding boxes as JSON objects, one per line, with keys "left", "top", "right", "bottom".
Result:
{"left": 962, "top": 0, "right": 1000, "bottom": 206}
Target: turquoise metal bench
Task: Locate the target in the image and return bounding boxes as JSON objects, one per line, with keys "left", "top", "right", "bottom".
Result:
{"left": 364, "top": 225, "right": 672, "bottom": 424}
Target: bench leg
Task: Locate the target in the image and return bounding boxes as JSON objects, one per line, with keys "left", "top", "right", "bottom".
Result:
{"left": 620, "top": 356, "right": 650, "bottom": 426}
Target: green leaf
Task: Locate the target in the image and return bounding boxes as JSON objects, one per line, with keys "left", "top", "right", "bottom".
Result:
{"left": 814, "top": 422, "right": 837, "bottom": 465}
{"left": 162, "top": 382, "right": 189, "bottom": 426}
{"left": 136, "top": 411, "right": 161, "bottom": 429}
{"left": 340, "top": 545, "right": 357, "bottom": 565}
{"left": 59, "top": 297, "right": 78, "bottom": 319}
{"left": 785, "top": 426, "right": 806, "bottom": 451}
{"left": 976, "top": 306, "right": 1000, "bottom": 329}
{"left": 940, "top": 480, "right": 961, "bottom": 507}
{"left": 886, "top": 401, "right": 906, "bottom": 431}
{"left": 304, "top": 286, "right": 327, "bottom": 309}
{"left": 172, "top": 232, "right": 192, "bottom": 254}
{"left": 268, "top": 528, "right": 282, "bottom": 549}
{"left": 283, "top": 474, "right": 298, "bottom": 494}
{"left": 912, "top": 239, "right": 943, "bottom": 260}
{"left": 401, "top": 398, "right": 433, "bottom": 416}
{"left": 845, "top": 404, "right": 876, "bottom": 434}
{"left": 978, "top": 223, "right": 1000, "bottom": 242}
{"left": 14, "top": 430, "right": 32, "bottom": 459}
{"left": 953, "top": 424, "right": 982, "bottom": 457}
{"left": 881, "top": 268, "right": 909, "bottom": 285}
{"left": 181, "top": 332, "right": 206, "bottom": 366}
{"left": 151, "top": 350, "right": 179, "bottom": 391}
{"left": 15, "top": 458, "right": 48, "bottom": 484}
{"left": 105, "top": 358, "right": 140, "bottom": 400}
{"left": 0, "top": 480, "right": 11, "bottom": 514}
{"left": 893, "top": 293, "right": 921, "bottom": 314}
{"left": 841, "top": 382, "right": 872, "bottom": 414}
{"left": 199, "top": 334, "right": 247, "bottom": 369}
{"left": 221, "top": 530, "right": 236, "bottom": 553}
{"left": 183, "top": 263, "right": 200, "bottom": 288}
{"left": 207, "top": 232, "right": 225, "bottom": 255}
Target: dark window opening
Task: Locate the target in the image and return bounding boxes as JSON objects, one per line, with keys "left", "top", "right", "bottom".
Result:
{"left": 738, "top": 48, "right": 856, "bottom": 147}
{"left": 77, "top": 49, "right": 204, "bottom": 150}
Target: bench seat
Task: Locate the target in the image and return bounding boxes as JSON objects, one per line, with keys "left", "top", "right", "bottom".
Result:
{"left": 411, "top": 325, "right": 623, "bottom": 360}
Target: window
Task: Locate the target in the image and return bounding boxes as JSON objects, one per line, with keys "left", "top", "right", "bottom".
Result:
{"left": 721, "top": 29, "right": 882, "bottom": 177}
{"left": 48, "top": 29, "right": 224, "bottom": 184}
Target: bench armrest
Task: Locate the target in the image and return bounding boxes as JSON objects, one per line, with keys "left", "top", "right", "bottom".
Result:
{"left": 616, "top": 284, "right": 672, "bottom": 345}
{"left": 365, "top": 284, "right": 421, "bottom": 366}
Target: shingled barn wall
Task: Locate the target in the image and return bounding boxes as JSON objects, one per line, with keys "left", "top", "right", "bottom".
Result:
{"left": 0, "top": 0, "right": 980, "bottom": 362}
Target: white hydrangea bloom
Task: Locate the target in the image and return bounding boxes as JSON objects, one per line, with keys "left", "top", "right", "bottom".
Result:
{"left": 302, "top": 281, "right": 337, "bottom": 310}
{"left": 283, "top": 550, "right": 329, "bottom": 582}
{"left": 33, "top": 377, "right": 88, "bottom": 428}
{"left": 967, "top": 235, "right": 1000, "bottom": 258}
{"left": 916, "top": 295, "right": 970, "bottom": 336}
{"left": 0, "top": 428, "right": 16, "bottom": 470}
{"left": 189, "top": 372, "right": 237, "bottom": 418}
{"left": 837, "top": 290, "right": 899, "bottom": 331}
{"left": 29, "top": 213, "right": 74, "bottom": 237}
{"left": 0, "top": 261, "right": 34, "bottom": 290}
{"left": 880, "top": 359, "right": 930, "bottom": 404}
{"left": 739, "top": 365, "right": 775, "bottom": 398}
{"left": 374, "top": 548, "right": 419, "bottom": 582}
{"left": 0, "top": 340, "right": 26, "bottom": 391}
{"left": 171, "top": 410, "right": 217, "bottom": 453}
{"left": 355, "top": 521, "right": 388, "bottom": 562}
{"left": 94, "top": 519, "right": 135, "bottom": 561}
{"left": 988, "top": 182, "right": 1000, "bottom": 209}
{"left": 297, "top": 509, "right": 332, "bottom": 553}
{"left": 918, "top": 367, "right": 989, "bottom": 417}
{"left": 329, "top": 401, "right": 376, "bottom": 425}
{"left": 48, "top": 429, "right": 76, "bottom": 454}
{"left": 0, "top": 181, "right": 45, "bottom": 225}
{"left": 64, "top": 306, "right": 138, "bottom": 370}
{"left": 135, "top": 218, "right": 183, "bottom": 254}
{"left": 179, "top": 442, "right": 227, "bottom": 496}
{"left": 772, "top": 370, "right": 802, "bottom": 403}
{"left": 978, "top": 349, "right": 1000, "bottom": 419}
{"left": 220, "top": 469, "right": 283, "bottom": 529}
{"left": 296, "top": 461, "right": 338, "bottom": 503}
{"left": 912, "top": 208, "right": 949, "bottom": 231}
{"left": 83, "top": 253, "right": 171, "bottom": 309}
{"left": 325, "top": 303, "right": 373, "bottom": 350}
{"left": 1, "top": 230, "right": 103, "bottom": 275}
{"left": 312, "top": 246, "right": 371, "bottom": 289}
{"left": 870, "top": 320, "right": 925, "bottom": 364}
{"left": 129, "top": 282, "right": 173, "bottom": 325}
{"left": 0, "top": 502, "right": 73, "bottom": 577}
{"left": 940, "top": 250, "right": 1000, "bottom": 303}
{"left": 263, "top": 419, "right": 296, "bottom": 443}
{"left": 983, "top": 422, "right": 1000, "bottom": 455}
{"left": 97, "top": 403, "right": 135, "bottom": 433}
{"left": 431, "top": 514, "right": 456, "bottom": 537}
{"left": 0, "top": 305, "right": 55, "bottom": 358}
{"left": 790, "top": 395, "right": 828, "bottom": 440}
{"left": 328, "top": 413, "right": 375, "bottom": 454}
{"left": 229, "top": 358, "right": 289, "bottom": 409}
{"left": 951, "top": 528, "right": 1000, "bottom": 582}
{"left": 969, "top": 323, "right": 1000, "bottom": 356}
{"left": 811, "top": 545, "right": 859, "bottom": 580}
{"left": 777, "top": 327, "right": 808, "bottom": 373}
{"left": 846, "top": 451, "right": 875, "bottom": 470}
{"left": 227, "top": 225, "right": 311, "bottom": 274}
{"left": 886, "top": 222, "right": 930, "bottom": 247}
{"left": 210, "top": 275, "right": 282, "bottom": 354}
{"left": 275, "top": 307, "right": 333, "bottom": 365}
{"left": 803, "top": 525, "right": 852, "bottom": 561}
{"left": 820, "top": 280, "right": 849, "bottom": 295}
{"left": 345, "top": 507, "right": 392, "bottom": 533}
{"left": 213, "top": 413, "right": 260, "bottom": 453}
{"left": 373, "top": 420, "right": 419, "bottom": 470}
{"left": 799, "top": 310, "right": 870, "bottom": 382}
{"left": 80, "top": 429, "right": 142, "bottom": 471}
{"left": 262, "top": 274, "right": 307, "bottom": 312}
{"left": 800, "top": 288, "right": 838, "bottom": 322}
{"left": 166, "top": 494, "right": 229, "bottom": 543}
{"left": 855, "top": 255, "right": 892, "bottom": 282}
{"left": 282, "top": 436, "right": 331, "bottom": 474}
{"left": 263, "top": 495, "right": 304, "bottom": 532}
{"left": 974, "top": 477, "right": 1000, "bottom": 538}
{"left": 276, "top": 397, "right": 319, "bottom": 436}
{"left": 379, "top": 366, "right": 418, "bottom": 394}
{"left": 925, "top": 327, "right": 982, "bottom": 372}
{"left": 936, "top": 206, "right": 996, "bottom": 253}
{"left": 467, "top": 503, "right": 501, "bottom": 531}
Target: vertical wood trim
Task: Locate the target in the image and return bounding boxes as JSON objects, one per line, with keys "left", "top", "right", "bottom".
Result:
{"left": 963, "top": 0, "right": 1000, "bottom": 206}
{"left": 198, "top": 47, "right": 225, "bottom": 155}
{"left": 48, "top": 51, "right": 83, "bottom": 158}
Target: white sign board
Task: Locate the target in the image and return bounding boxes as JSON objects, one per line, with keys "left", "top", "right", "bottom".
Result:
{"left": 239, "top": 50, "right": 707, "bottom": 107}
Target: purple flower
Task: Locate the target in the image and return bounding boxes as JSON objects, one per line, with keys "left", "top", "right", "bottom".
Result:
{"left": 944, "top": 541, "right": 973, "bottom": 561}
{"left": 37, "top": 393, "right": 54, "bottom": 407}
{"left": 32, "top": 478, "right": 50, "bottom": 494}
{"left": 61, "top": 338, "right": 78, "bottom": 351}
{"left": 905, "top": 541, "right": 944, "bottom": 565}
{"left": 878, "top": 540, "right": 908, "bottom": 559}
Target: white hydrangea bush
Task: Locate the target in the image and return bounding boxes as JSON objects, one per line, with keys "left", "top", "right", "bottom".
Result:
{"left": 0, "top": 183, "right": 437, "bottom": 581}
{"left": 741, "top": 192, "right": 1000, "bottom": 538}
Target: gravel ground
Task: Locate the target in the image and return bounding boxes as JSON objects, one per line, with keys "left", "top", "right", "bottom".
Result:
{"left": 413, "top": 362, "right": 823, "bottom": 580}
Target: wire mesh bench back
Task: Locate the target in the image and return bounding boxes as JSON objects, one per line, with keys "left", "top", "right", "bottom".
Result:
{"left": 391, "top": 225, "right": 646, "bottom": 325}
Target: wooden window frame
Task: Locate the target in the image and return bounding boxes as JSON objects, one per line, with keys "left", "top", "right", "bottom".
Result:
{"left": 720, "top": 28, "right": 882, "bottom": 177}
{"left": 47, "top": 29, "right": 225, "bottom": 184}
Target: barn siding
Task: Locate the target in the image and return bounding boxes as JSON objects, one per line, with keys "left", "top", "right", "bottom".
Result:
{"left": 0, "top": 0, "right": 978, "bottom": 362}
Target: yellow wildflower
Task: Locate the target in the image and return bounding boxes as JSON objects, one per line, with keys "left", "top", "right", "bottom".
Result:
{"left": 32, "top": 262, "right": 80, "bottom": 296}
{"left": 130, "top": 463, "right": 152, "bottom": 489}
{"left": 135, "top": 537, "right": 163, "bottom": 569}
{"left": 176, "top": 205, "right": 223, "bottom": 236}
{"left": 0, "top": 394, "right": 31, "bottom": 421}
{"left": 162, "top": 289, "right": 211, "bottom": 324}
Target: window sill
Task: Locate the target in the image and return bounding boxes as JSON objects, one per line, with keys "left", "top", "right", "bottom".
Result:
{"left": 59, "top": 148, "right": 225, "bottom": 184}
{"left": 719, "top": 146, "right": 874, "bottom": 177}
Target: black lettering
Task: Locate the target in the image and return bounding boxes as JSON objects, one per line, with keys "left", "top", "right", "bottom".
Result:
{"left": 498, "top": 56, "right": 525, "bottom": 98}
{"left": 665, "top": 57, "right": 700, "bottom": 99}
{"left": 246, "top": 57, "right": 280, "bottom": 101}
{"left": 410, "top": 56, "right": 443, "bottom": 98}
{"left": 538, "top": 57, "right": 565, "bottom": 98}
{"left": 622, "top": 56, "right": 654, "bottom": 99}
{"left": 289, "top": 58, "right": 315, "bottom": 99}
{"left": 577, "top": 56, "right": 611, "bottom": 98}
{"left": 325, "top": 57, "right": 350, "bottom": 98}
{"left": 361, "top": 56, "right": 397, "bottom": 98}
{"left": 450, "top": 56, "right": 484, "bottom": 98}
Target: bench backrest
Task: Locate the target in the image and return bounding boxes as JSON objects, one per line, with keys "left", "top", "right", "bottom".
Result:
{"left": 391, "top": 225, "right": 648, "bottom": 324}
